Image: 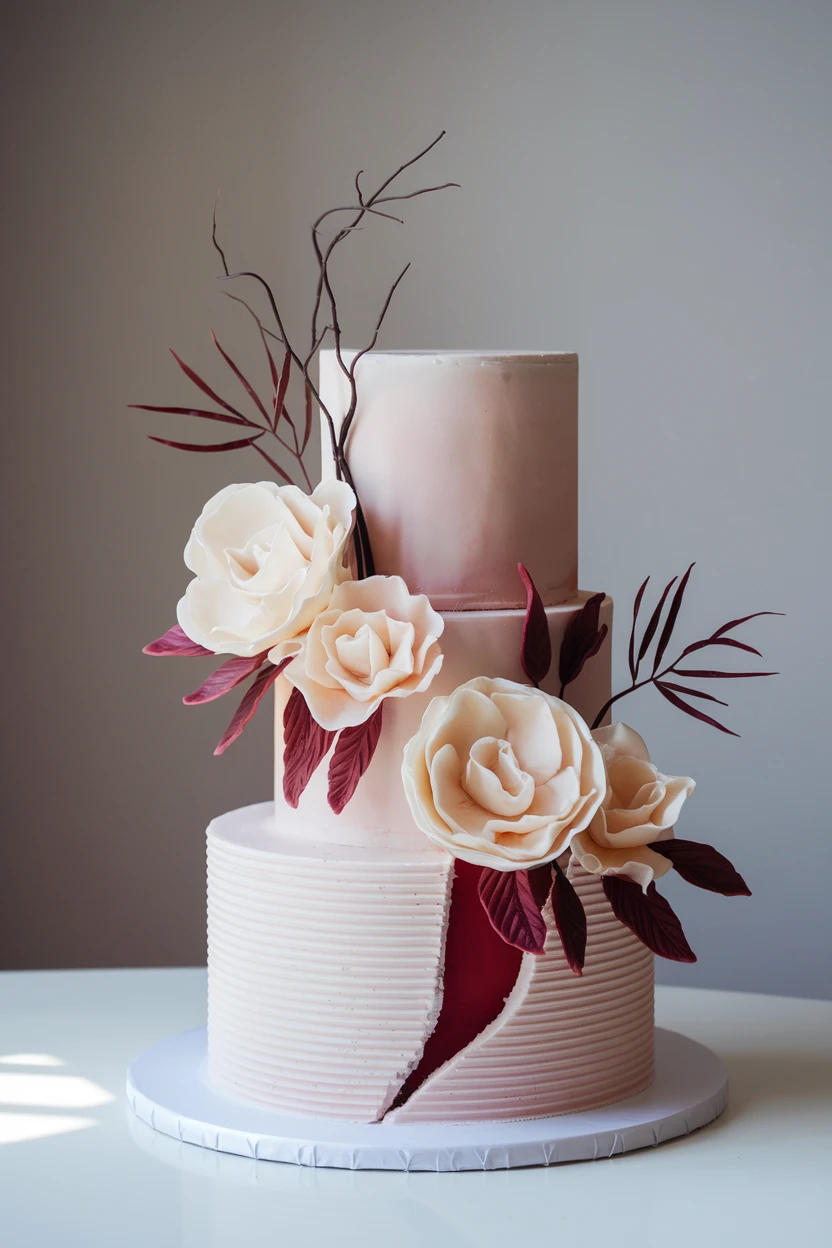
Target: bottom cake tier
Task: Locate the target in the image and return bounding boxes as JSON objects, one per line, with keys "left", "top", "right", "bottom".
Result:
{"left": 207, "top": 803, "right": 655, "bottom": 1124}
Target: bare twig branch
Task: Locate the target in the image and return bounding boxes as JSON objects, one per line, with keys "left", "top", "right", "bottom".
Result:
{"left": 212, "top": 194, "right": 230, "bottom": 277}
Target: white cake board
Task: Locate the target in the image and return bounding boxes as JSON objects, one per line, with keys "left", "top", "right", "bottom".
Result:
{"left": 126, "top": 1026, "right": 726, "bottom": 1172}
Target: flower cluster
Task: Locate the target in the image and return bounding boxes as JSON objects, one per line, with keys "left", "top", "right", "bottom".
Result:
{"left": 146, "top": 478, "right": 445, "bottom": 809}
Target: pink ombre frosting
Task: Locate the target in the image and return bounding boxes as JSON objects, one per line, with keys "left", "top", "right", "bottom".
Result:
{"left": 319, "top": 351, "right": 578, "bottom": 610}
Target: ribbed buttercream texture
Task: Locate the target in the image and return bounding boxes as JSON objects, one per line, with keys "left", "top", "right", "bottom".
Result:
{"left": 207, "top": 820, "right": 452, "bottom": 1123}
{"left": 387, "top": 861, "right": 655, "bottom": 1123}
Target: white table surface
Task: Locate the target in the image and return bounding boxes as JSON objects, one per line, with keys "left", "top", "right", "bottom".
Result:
{"left": 0, "top": 970, "right": 829, "bottom": 1248}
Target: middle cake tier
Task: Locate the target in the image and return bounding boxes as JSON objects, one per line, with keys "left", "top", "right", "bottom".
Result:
{"left": 273, "top": 594, "right": 613, "bottom": 852}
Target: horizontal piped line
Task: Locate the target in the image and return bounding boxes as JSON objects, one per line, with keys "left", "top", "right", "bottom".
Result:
{"left": 207, "top": 893, "right": 449, "bottom": 921}
{"left": 207, "top": 989, "right": 441, "bottom": 1028}
{"left": 206, "top": 943, "right": 445, "bottom": 974}
{"left": 207, "top": 865, "right": 451, "bottom": 894}
{"left": 207, "top": 931, "right": 444, "bottom": 966}
{"left": 208, "top": 1072, "right": 384, "bottom": 1121}
{"left": 402, "top": 1052, "right": 655, "bottom": 1109}
{"left": 458, "top": 1013, "right": 655, "bottom": 1056}
{"left": 206, "top": 900, "right": 447, "bottom": 934}
{"left": 407, "top": 1053, "right": 656, "bottom": 1107}
{"left": 206, "top": 1020, "right": 431, "bottom": 1065}
{"left": 207, "top": 918, "right": 446, "bottom": 948}
{"left": 207, "top": 989, "right": 441, "bottom": 1031}
{"left": 446, "top": 1024, "right": 656, "bottom": 1074}
{"left": 208, "top": 1054, "right": 401, "bottom": 1105}
{"left": 207, "top": 962, "right": 442, "bottom": 997}
{"left": 208, "top": 1035, "right": 420, "bottom": 1078}
{"left": 207, "top": 855, "right": 449, "bottom": 886}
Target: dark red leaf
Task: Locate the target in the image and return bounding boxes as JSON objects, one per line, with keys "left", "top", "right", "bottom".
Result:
{"left": 671, "top": 668, "right": 778, "bottom": 680}
{"left": 656, "top": 680, "right": 728, "bottom": 707}
{"left": 628, "top": 576, "right": 650, "bottom": 681}
{"left": 648, "top": 838, "right": 751, "bottom": 897}
{"left": 327, "top": 705, "right": 384, "bottom": 814}
{"left": 143, "top": 624, "right": 212, "bottom": 657}
{"left": 169, "top": 348, "right": 245, "bottom": 420}
{"left": 636, "top": 576, "right": 677, "bottom": 666}
{"left": 656, "top": 682, "right": 739, "bottom": 736}
{"left": 551, "top": 863, "right": 587, "bottom": 975}
{"left": 527, "top": 862, "right": 555, "bottom": 910}
{"left": 653, "top": 562, "right": 695, "bottom": 673}
{"left": 148, "top": 432, "right": 265, "bottom": 453}
{"left": 214, "top": 661, "right": 285, "bottom": 756}
{"left": 478, "top": 868, "right": 548, "bottom": 955}
{"left": 211, "top": 331, "right": 271, "bottom": 425}
{"left": 128, "top": 404, "right": 248, "bottom": 427}
{"left": 602, "top": 877, "right": 696, "bottom": 962}
{"left": 517, "top": 563, "right": 552, "bottom": 687}
{"left": 274, "top": 348, "right": 292, "bottom": 433}
{"left": 283, "top": 688, "right": 337, "bottom": 807}
{"left": 712, "top": 610, "right": 783, "bottom": 639}
{"left": 183, "top": 652, "right": 269, "bottom": 705}
{"left": 679, "top": 637, "right": 762, "bottom": 659}
{"left": 559, "top": 593, "right": 608, "bottom": 692}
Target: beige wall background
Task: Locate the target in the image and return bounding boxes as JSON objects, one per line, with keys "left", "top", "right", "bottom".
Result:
{"left": 2, "top": 0, "right": 829, "bottom": 997}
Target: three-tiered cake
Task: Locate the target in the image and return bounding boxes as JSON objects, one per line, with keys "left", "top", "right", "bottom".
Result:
{"left": 205, "top": 351, "right": 656, "bottom": 1123}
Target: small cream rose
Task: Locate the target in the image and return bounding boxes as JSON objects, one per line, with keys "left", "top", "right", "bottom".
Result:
{"left": 402, "top": 677, "right": 606, "bottom": 870}
{"left": 283, "top": 575, "right": 444, "bottom": 730}
{"left": 177, "top": 479, "right": 355, "bottom": 658}
{"left": 571, "top": 722, "right": 695, "bottom": 891}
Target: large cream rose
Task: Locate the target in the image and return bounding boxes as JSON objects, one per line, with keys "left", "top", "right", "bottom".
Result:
{"left": 282, "top": 575, "right": 444, "bottom": 730}
{"left": 571, "top": 722, "right": 695, "bottom": 891}
{"left": 177, "top": 479, "right": 355, "bottom": 658}
{"left": 402, "top": 677, "right": 606, "bottom": 870}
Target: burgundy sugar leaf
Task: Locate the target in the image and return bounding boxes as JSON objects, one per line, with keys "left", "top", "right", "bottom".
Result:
{"left": 528, "top": 862, "right": 555, "bottom": 911}
{"left": 214, "top": 661, "right": 287, "bottom": 756}
{"left": 628, "top": 576, "right": 650, "bottom": 681}
{"left": 283, "top": 687, "right": 337, "bottom": 808}
{"left": 559, "top": 592, "right": 608, "bottom": 692}
{"left": 478, "top": 868, "right": 548, "bottom": 956}
{"left": 211, "top": 331, "right": 271, "bottom": 425}
{"left": 128, "top": 404, "right": 248, "bottom": 427}
{"left": 636, "top": 575, "right": 677, "bottom": 667}
{"left": 517, "top": 563, "right": 552, "bottom": 687}
{"left": 551, "top": 863, "right": 587, "bottom": 975}
{"left": 653, "top": 562, "right": 695, "bottom": 673}
{"left": 148, "top": 432, "right": 266, "bottom": 453}
{"left": 602, "top": 877, "right": 696, "bottom": 963}
{"left": 183, "top": 652, "right": 269, "bottom": 705}
{"left": 671, "top": 667, "right": 778, "bottom": 680}
{"left": 169, "top": 348, "right": 245, "bottom": 420}
{"left": 648, "top": 838, "right": 751, "bottom": 897}
{"left": 656, "top": 682, "right": 739, "bottom": 736}
{"left": 143, "top": 624, "right": 212, "bottom": 657}
{"left": 274, "top": 348, "right": 292, "bottom": 433}
{"left": 712, "top": 610, "right": 784, "bottom": 639}
{"left": 656, "top": 680, "right": 729, "bottom": 707}
{"left": 679, "top": 637, "right": 762, "bottom": 659}
{"left": 327, "top": 704, "right": 384, "bottom": 815}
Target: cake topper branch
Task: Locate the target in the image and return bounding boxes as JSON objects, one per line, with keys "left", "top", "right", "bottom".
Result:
{"left": 134, "top": 132, "right": 457, "bottom": 580}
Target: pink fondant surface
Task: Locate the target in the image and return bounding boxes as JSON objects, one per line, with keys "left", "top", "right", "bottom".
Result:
{"left": 273, "top": 595, "right": 613, "bottom": 852}
{"left": 319, "top": 351, "right": 579, "bottom": 610}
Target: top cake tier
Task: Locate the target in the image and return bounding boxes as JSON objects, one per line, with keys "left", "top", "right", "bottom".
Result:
{"left": 319, "top": 350, "right": 578, "bottom": 611}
